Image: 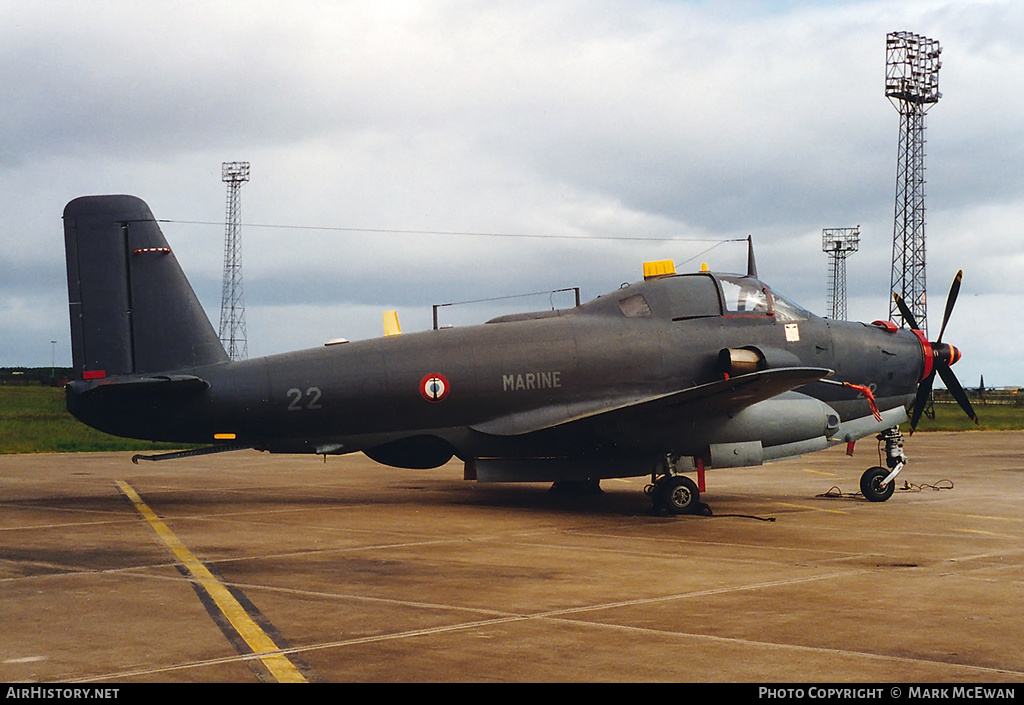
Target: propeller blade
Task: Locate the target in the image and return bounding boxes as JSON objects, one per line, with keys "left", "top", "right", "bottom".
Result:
{"left": 902, "top": 271, "right": 977, "bottom": 433}
{"left": 909, "top": 370, "right": 935, "bottom": 433}
{"left": 936, "top": 364, "right": 979, "bottom": 426}
{"left": 893, "top": 293, "right": 921, "bottom": 331}
{"left": 936, "top": 270, "right": 963, "bottom": 344}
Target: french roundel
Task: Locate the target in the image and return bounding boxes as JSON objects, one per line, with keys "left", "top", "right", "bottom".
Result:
{"left": 420, "top": 373, "right": 449, "bottom": 402}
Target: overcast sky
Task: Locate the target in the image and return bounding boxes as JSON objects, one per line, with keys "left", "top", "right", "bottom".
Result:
{"left": 2, "top": 0, "right": 1022, "bottom": 387}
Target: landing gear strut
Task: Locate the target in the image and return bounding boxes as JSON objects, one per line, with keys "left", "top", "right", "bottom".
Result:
{"left": 859, "top": 427, "right": 907, "bottom": 502}
{"left": 649, "top": 455, "right": 710, "bottom": 516}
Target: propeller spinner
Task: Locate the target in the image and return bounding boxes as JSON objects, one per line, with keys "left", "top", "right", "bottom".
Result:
{"left": 893, "top": 271, "right": 979, "bottom": 433}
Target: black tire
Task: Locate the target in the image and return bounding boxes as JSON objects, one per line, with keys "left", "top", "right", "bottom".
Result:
{"left": 860, "top": 466, "right": 895, "bottom": 502}
{"left": 656, "top": 475, "right": 701, "bottom": 515}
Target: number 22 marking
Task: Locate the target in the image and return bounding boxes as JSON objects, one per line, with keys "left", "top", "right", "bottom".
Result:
{"left": 286, "top": 387, "right": 322, "bottom": 411}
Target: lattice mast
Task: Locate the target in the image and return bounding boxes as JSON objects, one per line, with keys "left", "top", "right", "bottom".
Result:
{"left": 219, "top": 161, "right": 250, "bottom": 361}
{"left": 886, "top": 31, "right": 941, "bottom": 335}
{"left": 822, "top": 227, "right": 860, "bottom": 320}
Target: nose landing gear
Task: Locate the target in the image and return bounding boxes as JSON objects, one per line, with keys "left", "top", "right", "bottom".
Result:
{"left": 860, "top": 427, "right": 907, "bottom": 502}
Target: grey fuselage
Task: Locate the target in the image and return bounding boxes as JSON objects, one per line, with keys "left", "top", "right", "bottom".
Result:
{"left": 67, "top": 271, "right": 925, "bottom": 474}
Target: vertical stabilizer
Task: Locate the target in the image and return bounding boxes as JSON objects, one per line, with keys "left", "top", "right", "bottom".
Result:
{"left": 64, "top": 195, "right": 228, "bottom": 378}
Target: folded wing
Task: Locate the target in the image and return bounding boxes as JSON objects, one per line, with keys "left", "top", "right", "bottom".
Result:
{"left": 471, "top": 367, "right": 832, "bottom": 437}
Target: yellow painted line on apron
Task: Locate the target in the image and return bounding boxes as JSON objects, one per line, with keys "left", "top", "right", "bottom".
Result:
{"left": 772, "top": 500, "right": 847, "bottom": 515}
{"left": 116, "top": 480, "right": 306, "bottom": 683}
{"left": 957, "top": 528, "right": 1019, "bottom": 540}
{"left": 801, "top": 468, "right": 838, "bottom": 477}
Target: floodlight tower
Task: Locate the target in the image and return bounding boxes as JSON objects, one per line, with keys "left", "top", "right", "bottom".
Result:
{"left": 219, "top": 161, "right": 250, "bottom": 360}
{"left": 885, "top": 31, "right": 941, "bottom": 335}
{"left": 822, "top": 227, "right": 860, "bottom": 320}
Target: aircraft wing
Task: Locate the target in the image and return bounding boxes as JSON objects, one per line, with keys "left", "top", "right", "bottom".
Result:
{"left": 470, "top": 367, "right": 832, "bottom": 437}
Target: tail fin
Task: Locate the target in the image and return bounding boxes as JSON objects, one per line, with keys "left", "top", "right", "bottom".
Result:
{"left": 64, "top": 195, "right": 228, "bottom": 378}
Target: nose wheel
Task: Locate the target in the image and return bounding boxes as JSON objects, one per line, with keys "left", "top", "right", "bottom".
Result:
{"left": 858, "top": 427, "right": 907, "bottom": 502}
{"left": 860, "top": 466, "right": 896, "bottom": 502}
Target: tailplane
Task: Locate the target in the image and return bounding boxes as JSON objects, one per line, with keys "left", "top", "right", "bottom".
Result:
{"left": 64, "top": 195, "right": 228, "bottom": 378}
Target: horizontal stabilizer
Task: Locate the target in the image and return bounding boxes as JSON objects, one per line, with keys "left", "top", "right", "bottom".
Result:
{"left": 68, "top": 374, "right": 210, "bottom": 403}
{"left": 65, "top": 373, "right": 212, "bottom": 442}
{"left": 88, "top": 374, "right": 211, "bottom": 391}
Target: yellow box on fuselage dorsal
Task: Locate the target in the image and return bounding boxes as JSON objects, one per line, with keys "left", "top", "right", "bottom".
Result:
{"left": 643, "top": 260, "right": 676, "bottom": 279}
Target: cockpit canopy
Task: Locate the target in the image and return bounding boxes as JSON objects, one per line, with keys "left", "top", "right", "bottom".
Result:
{"left": 486, "top": 272, "right": 813, "bottom": 325}
{"left": 599, "top": 272, "right": 811, "bottom": 323}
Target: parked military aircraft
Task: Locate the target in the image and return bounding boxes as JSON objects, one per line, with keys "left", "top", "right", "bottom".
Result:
{"left": 62, "top": 195, "right": 977, "bottom": 514}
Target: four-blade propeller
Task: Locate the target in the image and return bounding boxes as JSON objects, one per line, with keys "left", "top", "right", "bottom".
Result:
{"left": 893, "top": 271, "right": 979, "bottom": 433}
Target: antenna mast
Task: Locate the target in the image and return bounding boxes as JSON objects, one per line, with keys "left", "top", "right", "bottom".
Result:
{"left": 886, "top": 31, "right": 941, "bottom": 335}
{"left": 822, "top": 227, "right": 860, "bottom": 320}
{"left": 219, "top": 161, "right": 250, "bottom": 360}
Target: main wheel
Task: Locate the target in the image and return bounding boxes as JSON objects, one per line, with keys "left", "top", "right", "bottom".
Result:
{"left": 656, "top": 475, "right": 701, "bottom": 515}
{"left": 860, "top": 466, "right": 895, "bottom": 503}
